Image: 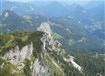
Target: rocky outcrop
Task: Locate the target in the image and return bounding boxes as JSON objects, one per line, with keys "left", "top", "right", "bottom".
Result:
{"left": 38, "top": 22, "right": 82, "bottom": 71}
{"left": 1, "top": 22, "right": 82, "bottom": 76}
{"left": 3, "top": 42, "right": 33, "bottom": 70}
{"left": 37, "top": 22, "right": 65, "bottom": 55}
{"left": 32, "top": 59, "right": 50, "bottom": 76}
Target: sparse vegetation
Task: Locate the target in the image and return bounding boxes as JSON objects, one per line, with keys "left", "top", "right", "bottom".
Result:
{"left": 53, "top": 33, "right": 63, "bottom": 39}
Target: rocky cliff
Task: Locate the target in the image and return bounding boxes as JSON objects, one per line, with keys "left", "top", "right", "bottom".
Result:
{"left": 0, "top": 22, "right": 83, "bottom": 76}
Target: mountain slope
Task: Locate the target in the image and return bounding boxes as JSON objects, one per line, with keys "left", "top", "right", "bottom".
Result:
{"left": 49, "top": 17, "right": 105, "bottom": 53}
{"left": 0, "top": 10, "right": 105, "bottom": 53}
{"left": 0, "top": 22, "right": 105, "bottom": 76}
{"left": 0, "top": 1, "right": 68, "bottom": 17}
{"left": 0, "top": 10, "right": 47, "bottom": 32}
{"left": 0, "top": 1, "right": 36, "bottom": 16}
{"left": 84, "top": 1, "right": 105, "bottom": 40}
{"left": 0, "top": 22, "right": 84, "bottom": 76}
{"left": 38, "top": 1, "right": 68, "bottom": 18}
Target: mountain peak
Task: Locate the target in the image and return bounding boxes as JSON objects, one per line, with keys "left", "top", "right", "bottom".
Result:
{"left": 2, "top": 10, "right": 19, "bottom": 18}
{"left": 71, "top": 3, "right": 82, "bottom": 8}
{"left": 2, "top": 10, "right": 10, "bottom": 18}
{"left": 72, "top": 3, "right": 79, "bottom": 6}
{"left": 37, "top": 22, "right": 52, "bottom": 37}
{"left": 51, "top": 1, "right": 62, "bottom": 5}
{"left": 3, "top": 10, "right": 13, "bottom": 15}
{"left": 49, "top": 1, "right": 64, "bottom": 8}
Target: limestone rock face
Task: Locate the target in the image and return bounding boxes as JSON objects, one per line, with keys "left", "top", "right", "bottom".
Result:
{"left": 37, "top": 22, "right": 52, "bottom": 37}
{"left": 3, "top": 42, "right": 33, "bottom": 70}
{"left": 37, "top": 22, "right": 65, "bottom": 54}
{"left": 32, "top": 59, "right": 50, "bottom": 76}
{"left": 1, "top": 22, "right": 82, "bottom": 76}
{"left": 38, "top": 22, "right": 82, "bottom": 71}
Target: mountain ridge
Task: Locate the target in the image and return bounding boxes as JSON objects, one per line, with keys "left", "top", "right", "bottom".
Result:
{"left": 0, "top": 10, "right": 105, "bottom": 53}
{"left": 0, "top": 22, "right": 84, "bottom": 76}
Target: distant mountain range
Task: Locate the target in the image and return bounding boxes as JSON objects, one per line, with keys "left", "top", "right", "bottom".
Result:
{"left": 0, "top": 0, "right": 105, "bottom": 52}
{"left": 0, "top": 9, "right": 105, "bottom": 53}
{"left": 1, "top": 1, "right": 104, "bottom": 27}
{"left": 0, "top": 1, "right": 105, "bottom": 76}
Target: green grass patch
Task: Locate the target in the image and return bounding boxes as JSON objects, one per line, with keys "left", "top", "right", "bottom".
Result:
{"left": 23, "top": 16, "right": 32, "bottom": 20}
{"left": 53, "top": 33, "right": 63, "bottom": 39}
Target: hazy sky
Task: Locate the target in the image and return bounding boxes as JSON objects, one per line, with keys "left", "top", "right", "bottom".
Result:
{"left": 8, "top": 0, "right": 92, "bottom": 2}
{"left": 10, "top": 0, "right": 90, "bottom": 1}
{"left": 9, "top": 0, "right": 92, "bottom": 2}
{"left": 8, "top": 0, "right": 104, "bottom": 6}
{"left": 8, "top": 0, "right": 92, "bottom": 5}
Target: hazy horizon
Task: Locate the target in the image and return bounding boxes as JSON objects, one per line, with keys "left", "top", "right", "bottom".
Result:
{"left": 7, "top": 0, "right": 93, "bottom": 6}
{"left": 5, "top": 0, "right": 104, "bottom": 7}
